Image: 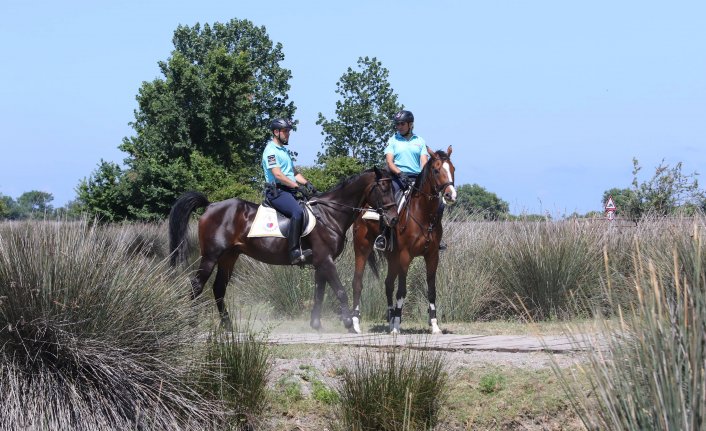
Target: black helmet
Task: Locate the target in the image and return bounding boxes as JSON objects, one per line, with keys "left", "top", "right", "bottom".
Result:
{"left": 393, "top": 110, "right": 414, "bottom": 124}
{"left": 269, "top": 118, "right": 293, "bottom": 131}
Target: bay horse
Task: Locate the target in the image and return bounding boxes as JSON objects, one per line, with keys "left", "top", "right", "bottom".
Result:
{"left": 351, "top": 147, "right": 456, "bottom": 334}
{"left": 169, "top": 167, "right": 398, "bottom": 332}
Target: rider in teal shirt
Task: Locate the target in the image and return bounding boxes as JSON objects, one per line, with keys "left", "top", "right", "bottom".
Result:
{"left": 262, "top": 118, "right": 317, "bottom": 264}
{"left": 375, "top": 110, "right": 446, "bottom": 251}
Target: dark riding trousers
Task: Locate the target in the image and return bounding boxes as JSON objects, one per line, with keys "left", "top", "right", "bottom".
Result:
{"left": 265, "top": 184, "right": 304, "bottom": 226}
{"left": 392, "top": 174, "right": 418, "bottom": 196}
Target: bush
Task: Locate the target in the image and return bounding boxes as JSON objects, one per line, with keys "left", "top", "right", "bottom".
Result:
{"left": 0, "top": 219, "right": 215, "bottom": 429}
{"left": 337, "top": 344, "right": 449, "bottom": 430}
{"left": 555, "top": 216, "right": 706, "bottom": 430}
{"left": 201, "top": 321, "right": 273, "bottom": 430}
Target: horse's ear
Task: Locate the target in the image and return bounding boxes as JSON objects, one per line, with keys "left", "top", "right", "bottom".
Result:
{"left": 426, "top": 146, "right": 436, "bottom": 159}
{"left": 374, "top": 166, "right": 382, "bottom": 179}
{"left": 447, "top": 145, "right": 453, "bottom": 157}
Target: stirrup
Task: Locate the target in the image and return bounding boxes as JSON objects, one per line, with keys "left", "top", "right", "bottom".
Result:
{"left": 290, "top": 249, "right": 312, "bottom": 265}
{"left": 374, "top": 235, "right": 387, "bottom": 251}
{"left": 439, "top": 242, "right": 448, "bottom": 251}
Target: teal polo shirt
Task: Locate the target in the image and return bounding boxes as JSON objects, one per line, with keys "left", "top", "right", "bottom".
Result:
{"left": 262, "top": 141, "right": 296, "bottom": 184}
{"left": 383, "top": 133, "right": 427, "bottom": 174}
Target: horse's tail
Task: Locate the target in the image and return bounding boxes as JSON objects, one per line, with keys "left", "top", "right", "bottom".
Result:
{"left": 169, "top": 191, "right": 209, "bottom": 267}
{"left": 367, "top": 251, "right": 380, "bottom": 279}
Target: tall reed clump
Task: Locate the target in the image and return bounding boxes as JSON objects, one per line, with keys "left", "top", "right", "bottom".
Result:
{"left": 337, "top": 344, "right": 450, "bottom": 430}
{"left": 0, "top": 219, "right": 216, "bottom": 430}
{"left": 556, "top": 217, "right": 706, "bottom": 430}
{"left": 200, "top": 320, "right": 273, "bottom": 430}
{"left": 492, "top": 219, "right": 605, "bottom": 319}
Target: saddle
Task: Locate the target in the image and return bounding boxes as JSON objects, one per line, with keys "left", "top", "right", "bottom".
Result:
{"left": 247, "top": 201, "right": 316, "bottom": 238}
{"left": 362, "top": 188, "right": 410, "bottom": 221}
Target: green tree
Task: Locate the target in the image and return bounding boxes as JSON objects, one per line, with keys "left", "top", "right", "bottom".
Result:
{"left": 317, "top": 56, "right": 402, "bottom": 167}
{"left": 602, "top": 187, "right": 640, "bottom": 219}
{"left": 78, "top": 19, "right": 294, "bottom": 220}
{"left": 298, "top": 156, "right": 364, "bottom": 192}
{"left": 450, "top": 184, "right": 510, "bottom": 220}
{"left": 0, "top": 195, "right": 9, "bottom": 218}
{"left": 17, "top": 191, "right": 54, "bottom": 218}
{"left": 604, "top": 158, "right": 704, "bottom": 220}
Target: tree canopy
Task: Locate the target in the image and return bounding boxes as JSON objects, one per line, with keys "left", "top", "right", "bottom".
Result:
{"left": 76, "top": 19, "right": 294, "bottom": 221}
{"left": 316, "top": 56, "right": 402, "bottom": 167}
{"left": 603, "top": 158, "right": 704, "bottom": 219}
{"left": 449, "top": 184, "right": 510, "bottom": 220}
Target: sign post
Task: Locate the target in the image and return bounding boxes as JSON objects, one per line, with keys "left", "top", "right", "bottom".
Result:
{"left": 605, "top": 195, "right": 616, "bottom": 221}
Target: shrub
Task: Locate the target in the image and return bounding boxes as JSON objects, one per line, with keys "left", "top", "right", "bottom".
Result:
{"left": 338, "top": 344, "right": 449, "bottom": 430}
{"left": 555, "top": 216, "right": 706, "bottom": 430}
{"left": 0, "top": 219, "right": 214, "bottom": 429}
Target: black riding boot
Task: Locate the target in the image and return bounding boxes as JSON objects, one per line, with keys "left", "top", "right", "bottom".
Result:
{"left": 288, "top": 218, "right": 312, "bottom": 265}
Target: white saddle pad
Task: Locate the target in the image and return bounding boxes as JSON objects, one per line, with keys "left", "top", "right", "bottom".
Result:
{"left": 247, "top": 204, "right": 316, "bottom": 238}
{"left": 362, "top": 190, "right": 410, "bottom": 221}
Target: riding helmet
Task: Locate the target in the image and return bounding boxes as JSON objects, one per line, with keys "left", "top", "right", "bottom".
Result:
{"left": 393, "top": 110, "right": 414, "bottom": 124}
{"left": 269, "top": 118, "right": 293, "bottom": 131}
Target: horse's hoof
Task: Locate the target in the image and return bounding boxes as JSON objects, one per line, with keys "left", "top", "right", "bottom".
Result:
{"left": 352, "top": 316, "right": 362, "bottom": 334}
{"left": 310, "top": 318, "right": 321, "bottom": 331}
{"left": 220, "top": 318, "right": 233, "bottom": 332}
{"left": 342, "top": 317, "right": 353, "bottom": 329}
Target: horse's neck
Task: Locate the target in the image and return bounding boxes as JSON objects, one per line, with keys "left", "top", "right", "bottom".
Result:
{"left": 320, "top": 172, "right": 372, "bottom": 224}
{"left": 409, "top": 176, "right": 440, "bottom": 219}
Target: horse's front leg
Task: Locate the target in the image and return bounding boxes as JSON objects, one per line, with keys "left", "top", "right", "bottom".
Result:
{"left": 424, "top": 250, "right": 442, "bottom": 335}
{"left": 392, "top": 257, "right": 411, "bottom": 335}
{"left": 320, "top": 258, "right": 354, "bottom": 331}
{"left": 310, "top": 269, "right": 327, "bottom": 330}
{"left": 351, "top": 234, "right": 373, "bottom": 334}
{"left": 384, "top": 256, "right": 400, "bottom": 333}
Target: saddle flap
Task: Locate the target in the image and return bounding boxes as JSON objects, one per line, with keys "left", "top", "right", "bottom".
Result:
{"left": 247, "top": 204, "right": 316, "bottom": 238}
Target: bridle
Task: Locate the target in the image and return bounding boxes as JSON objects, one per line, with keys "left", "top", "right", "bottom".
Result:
{"left": 411, "top": 156, "right": 455, "bottom": 200}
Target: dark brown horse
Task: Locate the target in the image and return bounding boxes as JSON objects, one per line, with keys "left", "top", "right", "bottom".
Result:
{"left": 351, "top": 147, "right": 456, "bottom": 334}
{"left": 169, "top": 167, "right": 398, "bottom": 331}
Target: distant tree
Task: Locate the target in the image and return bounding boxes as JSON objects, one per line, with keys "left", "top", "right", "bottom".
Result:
{"left": 0, "top": 195, "right": 9, "bottom": 218}
{"left": 17, "top": 191, "right": 54, "bottom": 218}
{"left": 317, "top": 56, "right": 402, "bottom": 167}
{"left": 602, "top": 187, "right": 640, "bottom": 219}
{"left": 449, "top": 184, "right": 510, "bottom": 220}
{"left": 298, "top": 156, "right": 364, "bottom": 192}
{"left": 603, "top": 158, "right": 704, "bottom": 219}
{"left": 77, "top": 19, "right": 294, "bottom": 220}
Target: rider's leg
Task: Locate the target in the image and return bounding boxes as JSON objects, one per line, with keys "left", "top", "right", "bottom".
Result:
{"left": 269, "top": 190, "right": 311, "bottom": 264}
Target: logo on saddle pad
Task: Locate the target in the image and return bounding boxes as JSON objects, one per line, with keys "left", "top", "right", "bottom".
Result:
{"left": 247, "top": 203, "right": 316, "bottom": 238}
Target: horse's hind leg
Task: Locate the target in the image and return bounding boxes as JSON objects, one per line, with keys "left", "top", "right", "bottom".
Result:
{"left": 192, "top": 257, "right": 217, "bottom": 300}
{"left": 424, "top": 251, "right": 442, "bottom": 334}
{"left": 213, "top": 252, "right": 239, "bottom": 331}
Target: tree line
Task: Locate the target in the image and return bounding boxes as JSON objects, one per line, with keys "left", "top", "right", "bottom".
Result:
{"left": 1, "top": 18, "right": 703, "bottom": 222}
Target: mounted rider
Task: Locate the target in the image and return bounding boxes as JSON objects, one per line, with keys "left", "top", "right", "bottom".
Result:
{"left": 375, "top": 110, "right": 448, "bottom": 251}
{"left": 374, "top": 110, "right": 429, "bottom": 250}
{"left": 262, "top": 118, "right": 318, "bottom": 265}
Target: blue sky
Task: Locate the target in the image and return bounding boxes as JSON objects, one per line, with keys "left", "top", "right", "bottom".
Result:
{"left": 1, "top": 1, "right": 704, "bottom": 215}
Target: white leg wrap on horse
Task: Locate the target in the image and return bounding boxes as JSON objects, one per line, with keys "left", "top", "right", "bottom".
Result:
{"left": 352, "top": 316, "right": 361, "bottom": 334}
{"left": 391, "top": 317, "right": 401, "bottom": 334}
{"left": 430, "top": 318, "right": 441, "bottom": 334}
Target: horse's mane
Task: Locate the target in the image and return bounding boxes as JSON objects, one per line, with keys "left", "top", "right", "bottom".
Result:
{"left": 416, "top": 150, "right": 448, "bottom": 191}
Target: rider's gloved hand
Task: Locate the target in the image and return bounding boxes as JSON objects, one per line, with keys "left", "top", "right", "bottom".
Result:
{"left": 297, "top": 185, "right": 311, "bottom": 199}
{"left": 397, "top": 172, "right": 410, "bottom": 190}
{"left": 305, "top": 182, "right": 318, "bottom": 196}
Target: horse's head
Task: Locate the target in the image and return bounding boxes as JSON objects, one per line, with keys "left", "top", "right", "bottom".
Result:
{"left": 423, "top": 145, "right": 457, "bottom": 204}
{"left": 368, "top": 166, "right": 398, "bottom": 227}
